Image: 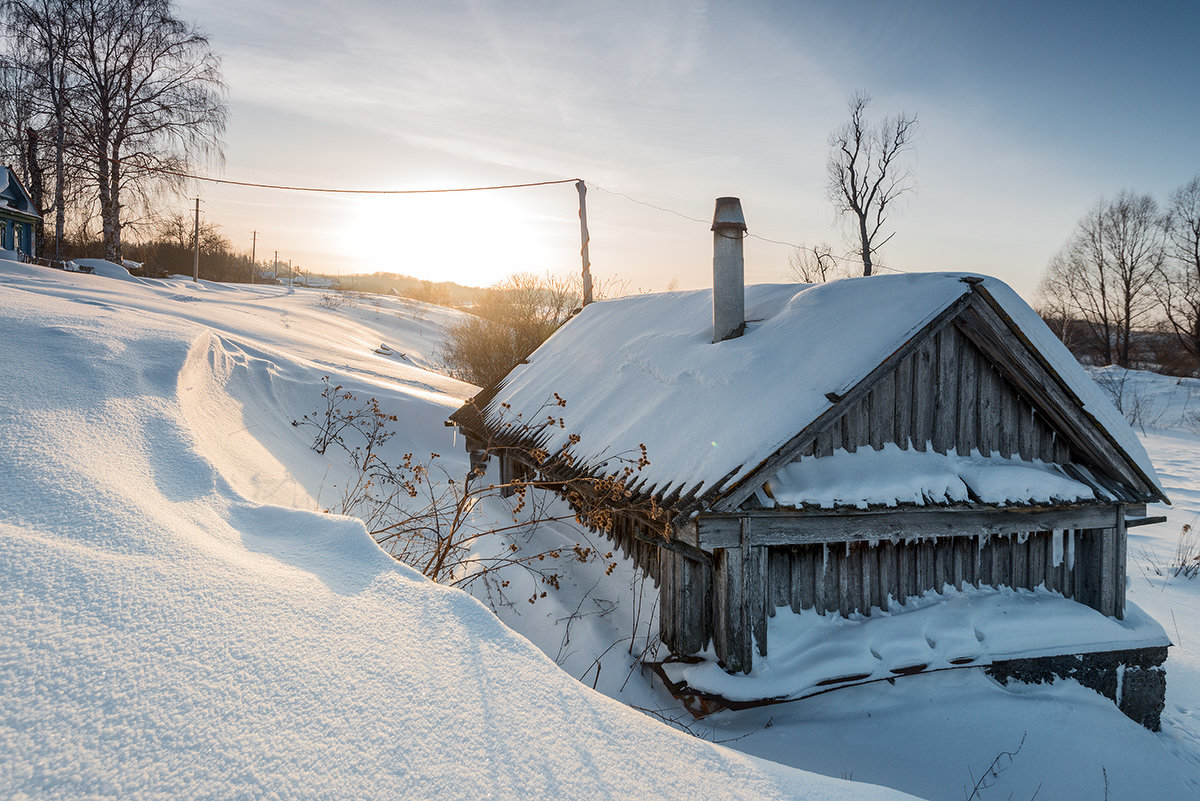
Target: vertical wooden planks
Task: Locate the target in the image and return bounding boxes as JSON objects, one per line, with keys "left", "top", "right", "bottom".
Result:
{"left": 659, "top": 550, "right": 676, "bottom": 652}
{"left": 816, "top": 425, "right": 836, "bottom": 458}
{"left": 840, "top": 543, "right": 861, "bottom": 614}
{"left": 998, "top": 376, "right": 1019, "bottom": 459}
{"left": 977, "top": 362, "right": 997, "bottom": 457}
{"left": 957, "top": 332, "right": 978, "bottom": 457}
{"left": 1028, "top": 531, "right": 1047, "bottom": 590}
{"left": 1012, "top": 534, "right": 1029, "bottom": 589}
{"left": 913, "top": 339, "right": 937, "bottom": 451}
{"left": 1017, "top": 401, "right": 1036, "bottom": 461}
{"left": 878, "top": 540, "right": 896, "bottom": 610}
{"left": 747, "top": 544, "right": 769, "bottom": 657}
{"left": 934, "top": 538, "right": 953, "bottom": 593}
{"left": 861, "top": 543, "right": 880, "bottom": 612}
{"left": 895, "top": 354, "right": 914, "bottom": 449}
{"left": 823, "top": 544, "right": 839, "bottom": 614}
{"left": 870, "top": 374, "right": 896, "bottom": 451}
{"left": 1115, "top": 508, "right": 1127, "bottom": 619}
{"left": 767, "top": 548, "right": 790, "bottom": 616}
{"left": 1097, "top": 524, "right": 1117, "bottom": 618}
{"left": 933, "top": 329, "right": 958, "bottom": 454}
{"left": 676, "top": 556, "right": 710, "bottom": 654}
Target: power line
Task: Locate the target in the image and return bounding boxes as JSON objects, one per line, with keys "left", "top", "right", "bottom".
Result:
{"left": 590, "top": 182, "right": 909, "bottom": 274}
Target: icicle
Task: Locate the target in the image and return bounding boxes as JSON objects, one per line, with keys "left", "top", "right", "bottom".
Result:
{"left": 1052, "top": 528, "right": 1064, "bottom": 567}
{"left": 1067, "top": 530, "right": 1076, "bottom": 570}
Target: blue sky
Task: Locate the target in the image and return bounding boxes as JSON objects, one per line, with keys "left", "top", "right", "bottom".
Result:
{"left": 177, "top": 0, "right": 1200, "bottom": 300}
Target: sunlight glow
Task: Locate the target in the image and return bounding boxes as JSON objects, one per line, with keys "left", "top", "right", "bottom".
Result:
{"left": 339, "top": 191, "right": 561, "bottom": 287}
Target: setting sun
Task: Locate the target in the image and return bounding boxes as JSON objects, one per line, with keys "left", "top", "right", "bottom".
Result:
{"left": 339, "top": 189, "right": 566, "bottom": 286}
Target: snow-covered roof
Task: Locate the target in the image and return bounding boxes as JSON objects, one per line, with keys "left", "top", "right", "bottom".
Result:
{"left": 469, "top": 273, "right": 1161, "bottom": 508}
{"left": 0, "top": 165, "right": 40, "bottom": 219}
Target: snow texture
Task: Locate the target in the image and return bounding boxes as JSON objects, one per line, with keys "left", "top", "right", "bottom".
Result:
{"left": 766, "top": 443, "right": 1097, "bottom": 509}
{"left": 483, "top": 273, "right": 1162, "bottom": 507}
{"left": 0, "top": 260, "right": 913, "bottom": 801}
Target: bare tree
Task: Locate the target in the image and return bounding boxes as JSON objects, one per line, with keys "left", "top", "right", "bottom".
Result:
{"left": 1155, "top": 175, "right": 1200, "bottom": 368}
{"left": 826, "top": 91, "right": 917, "bottom": 276}
{"left": 65, "top": 0, "right": 225, "bottom": 262}
{"left": 2, "top": 0, "right": 81, "bottom": 259}
{"left": 787, "top": 241, "right": 845, "bottom": 283}
{"left": 1039, "top": 192, "right": 1165, "bottom": 367}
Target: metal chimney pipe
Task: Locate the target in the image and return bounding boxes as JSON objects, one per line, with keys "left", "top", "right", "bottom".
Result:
{"left": 711, "top": 197, "right": 747, "bottom": 342}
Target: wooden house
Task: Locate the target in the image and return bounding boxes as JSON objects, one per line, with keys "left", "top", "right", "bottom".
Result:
{"left": 0, "top": 165, "right": 41, "bottom": 259}
{"left": 449, "top": 199, "right": 1171, "bottom": 728}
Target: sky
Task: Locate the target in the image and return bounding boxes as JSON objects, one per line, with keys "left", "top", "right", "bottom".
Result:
{"left": 174, "top": 0, "right": 1200, "bottom": 301}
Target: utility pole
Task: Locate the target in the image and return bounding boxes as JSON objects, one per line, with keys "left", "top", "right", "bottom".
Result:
{"left": 250, "top": 230, "right": 257, "bottom": 284}
{"left": 576, "top": 180, "right": 592, "bottom": 305}
{"left": 192, "top": 197, "right": 200, "bottom": 283}
{"left": 288, "top": 259, "right": 293, "bottom": 288}
{"left": 274, "top": 250, "right": 278, "bottom": 282}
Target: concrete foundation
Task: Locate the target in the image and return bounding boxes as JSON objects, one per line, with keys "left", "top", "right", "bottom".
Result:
{"left": 986, "top": 646, "right": 1168, "bottom": 730}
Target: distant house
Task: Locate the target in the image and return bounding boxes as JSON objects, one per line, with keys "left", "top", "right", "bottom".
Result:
{"left": 449, "top": 199, "right": 1171, "bottom": 729}
{"left": 0, "top": 165, "right": 41, "bottom": 259}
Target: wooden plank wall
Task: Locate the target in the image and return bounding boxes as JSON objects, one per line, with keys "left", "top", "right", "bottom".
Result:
{"left": 800, "top": 326, "right": 1070, "bottom": 464}
{"left": 768, "top": 527, "right": 1124, "bottom": 619}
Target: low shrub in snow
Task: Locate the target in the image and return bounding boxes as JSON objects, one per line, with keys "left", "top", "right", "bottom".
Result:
{"left": 294, "top": 377, "right": 656, "bottom": 607}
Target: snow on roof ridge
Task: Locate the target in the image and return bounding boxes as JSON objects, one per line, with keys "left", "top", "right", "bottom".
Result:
{"left": 482, "top": 272, "right": 1162, "bottom": 506}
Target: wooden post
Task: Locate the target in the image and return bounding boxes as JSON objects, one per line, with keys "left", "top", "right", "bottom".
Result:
{"left": 250, "top": 230, "right": 256, "bottom": 284}
{"left": 576, "top": 180, "right": 592, "bottom": 306}
{"left": 192, "top": 197, "right": 200, "bottom": 283}
{"left": 711, "top": 518, "right": 767, "bottom": 672}
{"left": 1115, "top": 506, "right": 1127, "bottom": 619}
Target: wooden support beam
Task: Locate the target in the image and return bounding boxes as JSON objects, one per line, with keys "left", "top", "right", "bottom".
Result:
{"left": 696, "top": 504, "right": 1123, "bottom": 549}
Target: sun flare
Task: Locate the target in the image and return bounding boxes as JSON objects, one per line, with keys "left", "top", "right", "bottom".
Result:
{"left": 340, "top": 191, "right": 562, "bottom": 287}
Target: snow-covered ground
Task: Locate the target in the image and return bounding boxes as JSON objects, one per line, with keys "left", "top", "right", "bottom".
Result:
{"left": 3, "top": 260, "right": 1199, "bottom": 800}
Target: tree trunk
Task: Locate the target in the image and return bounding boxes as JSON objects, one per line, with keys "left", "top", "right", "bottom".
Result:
{"left": 858, "top": 214, "right": 873, "bottom": 277}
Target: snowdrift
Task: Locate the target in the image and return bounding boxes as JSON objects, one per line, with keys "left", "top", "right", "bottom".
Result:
{"left": 0, "top": 261, "right": 912, "bottom": 800}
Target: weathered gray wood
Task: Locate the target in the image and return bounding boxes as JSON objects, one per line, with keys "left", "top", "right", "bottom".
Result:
{"left": 659, "top": 551, "right": 676, "bottom": 650}
{"left": 995, "top": 534, "right": 1013, "bottom": 587}
{"left": 895, "top": 354, "right": 914, "bottom": 448}
{"left": 768, "top": 548, "right": 790, "bottom": 615}
{"left": 953, "top": 536, "right": 969, "bottom": 589}
{"left": 712, "top": 545, "right": 749, "bottom": 672}
{"left": 816, "top": 426, "right": 835, "bottom": 458}
{"left": 871, "top": 374, "right": 896, "bottom": 450}
{"left": 674, "top": 555, "right": 709, "bottom": 654}
{"left": 1054, "top": 432, "right": 1071, "bottom": 464}
{"left": 862, "top": 543, "right": 879, "bottom": 611}
{"left": 1115, "top": 507, "right": 1127, "bottom": 619}
{"left": 915, "top": 540, "right": 933, "bottom": 597}
{"left": 934, "top": 537, "right": 953, "bottom": 592}
{"left": 955, "top": 300, "right": 1159, "bottom": 499}
{"left": 823, "top": 544, "right": 838, "bottom": 614}
{"left": 1012, "top": 534, "right": 1029, "bottom": 589}
{"left": 792, "top": 547, "right": 813, "bottom": 612}
{"left": 1018, "top": 403, "right": 1036, "bottom": 462}
{"left": 1061, "top": 530, "right": 1075, "bottom": 599}
{"left": 957, "top": 330, "right": 978, "bottom": 457}
{"left": 897, "top": 540, "right": 915, "bottom": 605}
{"left": 1028, "top": 532, "right": 1046, "bottom": 590}
{"left": 1075, "top": 529, "right": 1096, "bottom": 610}
{"left": 1097, "top": 525, "right": 1117, "bottom": 617}
{"left": 696, "top": 505, "right": 1127, "bottom": 549}
{"left": 714, "top": 293, "right": 975, "bottom": 513}
{"left": 747, "top": 543, "right": 769, "bottom": 657}
{"left": 913, "top": 338, "right": 936, "bottom": 451}
{"left": 977, "top": 360, "right": 997, "bottom": 456}
{"left": 840, "top": 543, "right": 859, "bottom": 614}
{"left": 878, "top": 540, "right": 896, "bottom": 608}
{"left": 978, "top": 534, "right": 993, "bottom": 586}
{"left": 933, "top": 328, "right": 958, "bottom": 454}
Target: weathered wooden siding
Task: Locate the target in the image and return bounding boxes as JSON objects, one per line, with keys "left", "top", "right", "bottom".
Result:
{"left": 766, "top": 527, "right": 1124, "bottom": 620}
{"left": 798, "top": 325, "right": 1070, "bottom": 464}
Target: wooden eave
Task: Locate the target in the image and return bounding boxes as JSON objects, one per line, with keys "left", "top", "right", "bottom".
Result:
{"left": 709, "top": 281, "right": 1165, "bottom": 515}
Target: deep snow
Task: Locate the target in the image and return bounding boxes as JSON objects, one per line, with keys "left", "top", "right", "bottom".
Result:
{"left": 0, "top": 262, "right": 911, "bottom": 800}
{"left": 4, "top": 261, "right": 1200, "bottom": 800}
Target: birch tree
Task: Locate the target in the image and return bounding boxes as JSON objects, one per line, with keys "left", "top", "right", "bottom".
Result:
{"left": 65, "top": 0, "right": 225, "bottom": 262}
{"left": 826, "top": 92, "right": 917, "bottom": 277}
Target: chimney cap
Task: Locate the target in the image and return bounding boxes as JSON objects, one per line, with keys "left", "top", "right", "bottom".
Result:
{"left": 712, "top": 197, "right": 747, "bottom": 233}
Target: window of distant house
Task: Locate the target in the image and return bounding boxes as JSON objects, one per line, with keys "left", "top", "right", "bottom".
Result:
{"left": 0, "top": 223, "right": 7, "bottom": 250}
{"left": 12, "top": 224, "right": 22, "bottom": 252}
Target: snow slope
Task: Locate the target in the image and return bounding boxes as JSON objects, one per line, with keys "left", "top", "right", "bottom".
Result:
{"left": 0, "top": 262, "right": 911, "bottom": 800}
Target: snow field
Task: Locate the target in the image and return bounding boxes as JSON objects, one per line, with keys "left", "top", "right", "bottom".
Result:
{"left": 0, "top": 261, "right": 913, "bottom": 800}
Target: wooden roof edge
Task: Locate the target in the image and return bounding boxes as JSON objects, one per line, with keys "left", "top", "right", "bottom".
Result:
{"left": 708, "top": 291, "right": 978, "bottom": 514}
{"left": 967, "top": 282, "right": 1170, "bottom": 505}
